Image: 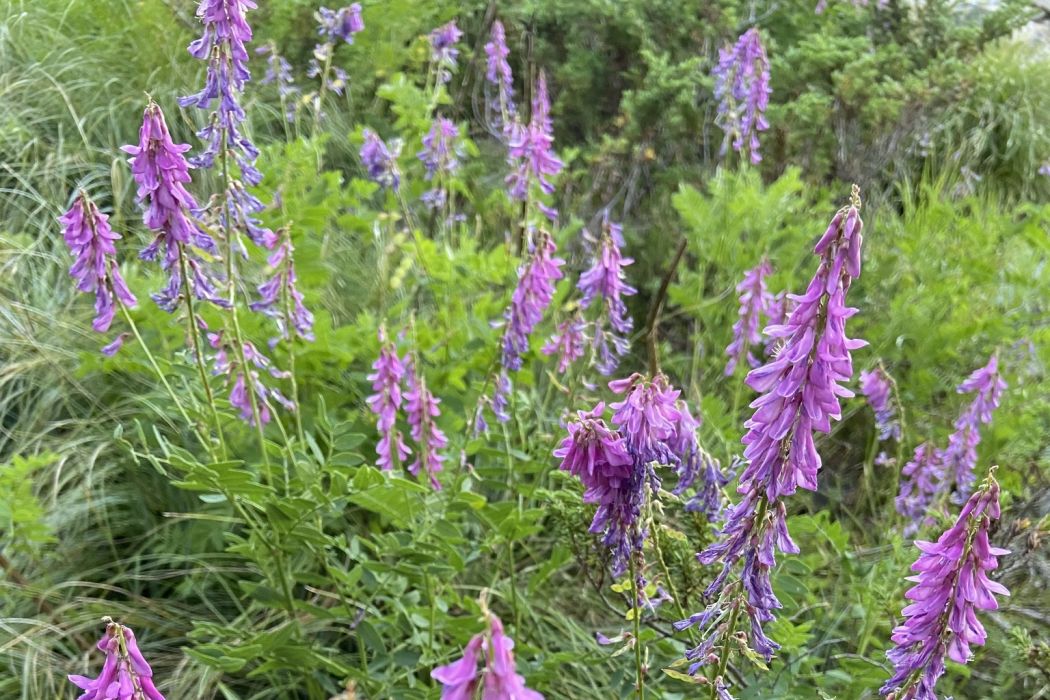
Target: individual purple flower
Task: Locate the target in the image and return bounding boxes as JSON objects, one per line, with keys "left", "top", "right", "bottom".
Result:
{"left": 543, "top": 313, "right": 587, "bottom": 373}
{"left": 724, "top": 258, "right": 774, "bottom": 375}
{"left": 939, "top": 354, "right": 1006, "bottom": 499}
{"left": 896, "top": 442, "right": 946, "bottom": 536}
{"left": 360, "top": 128, "right": 401, "bottom": 190}
{"left": 250, "top": 231, "right": 314, "bottom": 345}
{"left": 860, "top": 365, "right": 901, "bottom": 441}
{"left": 428, "top": 20, "right": 463, "bottom": 85}
{"left": 578, "top": 214, "right": 636, "bottom": 375}
{"left": 492, "top": 231, "right": 565, "bottom": 422}
{"left": 418, "top": 117, "right": 463, "bottom": 209}
{"left": 209, "top": 329, "right": 293, "bottom": 426}
{"left": 405, "top": 358, "right": 448, "bottom": 489}
{"left": 179, "top": 0, "right": 276, "bottom": 249}
{"left": 505, "top": 72, "right": 563, "bottom": 219}
{"left": 484, "top": 19, "right": 516, "bottom": 122}
{"left": 432, "top": 611, "right": 543, "bottom": 700}
{"left": 316, "top": 4, "right": 364, "bottom": 44}
{"left": 68, "top": 618, "right": 166, "bottom": 700}
{"left": 59, "top": 193, "right": 138, "bottom": 341}
{"left": 684, "top": 187, "right": 865, "bottom": 678}
{"left": 122, "top": 102, "right": 227, "bottom": 313}
{"left": 881, "top": 470, "right": 1009, "bottom": 700}
{"left": 366, "top": 327, "right": 410, "bottom": 472}
{"left": 712, "top": 28, "right": 771, "bottom": 165}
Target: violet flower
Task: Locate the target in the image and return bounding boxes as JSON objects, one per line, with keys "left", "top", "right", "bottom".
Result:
{"left": 609, "top": 373, "right": 682, "bottom": 469}
{"left": 316, "top": 4, "right": 364, "bottom": 44}
{"left": 432, "top": 612, "right": 543, "bottom": 699}
{"left": 418, "top": 117, "right": 463, "bottom": 210}
{"left": 860, "top": 365, "right": 901, "bottom": 441}
{"left": 671, "top": 398, "right": 729, "bottom": 518}
{"left": 250, "top": 231, "right": 314, "bottom": 345}
{"left": 59, "top": 193, "right": 138, "bottom": 342}
{"left": 122, "top": 102, "right": 227, "bottom": 313}
{"left": 405, "top": 358, "right": 448, "bottom": 489}
{"left": 881, "top": 471, "right": 1009, "bottom": 700}
{"left": 366, "top": 327, "right": 410, "bottom": 472}
{"left": 257, "top": 43, "right": 298, "bottom": 98}
{"left": 428, "top": 20, "right": 463, "bottom": 85}
{"left": 484, "top": 19, "right": 516, "bottom": 119}
{"left": 712, "top": 28, "right": 771, "bottom": 165}
{"left": 896, "top": 442, "right": 946, "bottom": 536}
{"left": 68, "top": 619, "right": 166, "bottom": 700}
{"left": 683, "top": 187, "right": 865, "bottom": 683}
{"left": 360, "top": 129, "right": 401, "bottom": 190}
{"left": 208, "top": 329, "right": 293, "bottom": 425}
{"left": 763, "top": 290, "right": 795, "bottom": 357}
{"left": 542, "top": 313, "right": 587, "bottom": 374}
{"left": 578, "top": 215, "right": 636, "bottom": 375}
{"left": 505, "top": 71, "right": 563, "bottom": 220}
{"left": 724, "top": 258, "right": 774, "bottom": 375}
{"left": 939, "top": 354, "right": 1006, "bottom": 499}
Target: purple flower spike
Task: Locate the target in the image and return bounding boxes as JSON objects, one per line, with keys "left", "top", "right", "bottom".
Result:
{"left": 484, "top": 19, "right": 516, "bottom": 121}
{"left": 505, "top": 71, "right": 563, "bottom": 217}
{"left": 68, "top": 619, "right": 166, "bottom": 700}
{"left": 724, "top": 258, "right": 774, "bottom": 376}
{"left": 432, "top": 612, "right": 543, "bottom": 700}
{"left": 860, "top": 365, "right": 901, "bottom": 441}
{"left": 881, "top": 471, "right": 1009, "bottom": 700}
{"left": 671, "top": 399, "right": 729, "bottom": 518}
{"left": 250, "top": 231, "right": 314, "bottom": 344}
{"left": 417, "top": 117, "right": 463, "bottom": 209}
{"left": 713, "top": 28, "right": 771, "bottom": 164}
{"left": 360, "top": 129, "right": 401, "bottom": 190}
{"left": 896, "top": 442, "right": 946, "bottom": 536}
{"left": 609, "top": 373, "right": 682, "bottom": 468}
{"left": 579, "top": 215, "right": 636, "bottom": 375}
{"left": 939, "top": 354, "right": 1006, "bottom": 499}
{"left": 316, "top": 4, "right": 364, "bottom": 44}
{"left": 405, "top": 358, "right": 448, "bottom": 489}
{"left": 543, "top": 313, "right": 587, "bottom": 373}
{"left": 209, "top": 330, "right": 293, "bottom": 426}
{"left": 366, "top": 327, "right": 410, "bottom": 472}
{"left": 428, "top": 20, "right": 463, "bottom": 85}
{"left": 59, "top": 193, "right": 138, "bottom": 340}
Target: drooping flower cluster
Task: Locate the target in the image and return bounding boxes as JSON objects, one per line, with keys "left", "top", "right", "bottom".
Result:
{"left": 491, "top": 231, "right": 565, "bottom": 422}
{"left": 484, "top": 19, "right": 516, "bottom": 122}
{"left": 506, "top": 72, "right": 563, "bottom": 220}
{"left": 257, "top": 43, "right": 298, "bottom": 99}
{"left": 683, "top": 187, "right": 865, "bottom": 688}
{"left": 860, "top": 365, "right": 902, "bottom": 442}
{"left": 208, "top": 330, "right": 293, "bottom": 426}
{"left": 896, "top": 442, "right": 945, "bottom": 536}
{"left": 68, "top": 619, "right": 166, "bottom": 700}
{"left": 881, "top": 470, "right": 1009, "bottom": 700}
{"left": 316, "top": 4, "right": 364, "bottom": 44}
{"left": 405, "top": 358, "right": 449, "bottom": 489}
{"left": 432, "top": 610, "right": 543, "bottom": 699}
{"left": 417, "top": 117, "right": 463, "bottom": 210}
{"left": 306, "top": 4, "right": 363, "bottom": 117}
{"left": 360, "top": 129, "right": 401, "bottom": 191}
{"left": 428, "top": 20, "right": 463, "bottom": 86}
{"left": 542, "top": 313, "right": 587, "bottom": 374}
{"left": 577, "top": 215, "right": 636, "bottom": 375}
{"left": 724, "top": 258, "right": 774, "bottom": 375}
{"left": 59, "top": 193, "right": 138, "bottom": 353}
{"left": 366, "top": 327, "right": 410, "bottom": 472}
{"left": 122, "top": 102, "right": 226, "bottom": 313}
{"left": 250, "top": 230, "right": 314, "bottom": 345}
{"left": 712, "top": 28, "right": 771, "bottom": 165}
{"left": 670, "top": 399, "right": 729, "bottom": 518}
{"left": 939, "top": 354, "right": 1006, "bottom": 499}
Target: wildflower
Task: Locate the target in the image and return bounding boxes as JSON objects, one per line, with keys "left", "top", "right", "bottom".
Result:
{"left": 257, "top": 44, "right": 298, "bottom": 98}
{"left": 763, "top": 290, "right": 794, "bottom": 357}
{"left": 209, "top": 329, "right": 293, "bottom": 425}
{"left": 492, "top": 231, "right": 565, "bottom": 422}
{"left": 670, "top": 399, "right": 729, "bottom": 518}
{"left": 896, "top": 442, "right": 945, "bottom": 536}
{"left": 366, "top": 328, "right": 410, "bottom": 472}
{"left": 578, "top": 214, "right": 636, "bottom": 375}
{"left": 405, "top": 358, "right": 448, "bottom": 489}
{"left": 250, "top": 230, "right": 314, "bottom": 344}
{"left": 939, "top": 354, "right": 1006, "bottom": 499}
{"left": 505, "top": 71, "right": 563, "bottom": 219}
{"left": 432, "top": 611, "right": 543, "bottom": 699}
{"left": 683, "top": 187, "right": 865, "bottom": 681}
{"left": 609, "top": 373, "right": 681, "bottom": 468}
{"left": 542, "top": 313, "right": 587, "bottom": 373}
{"left": 68, "top": 618, "right": 166, "bottom": 700}
{"left": 881, "top": 470, "right": 1009, "bottom": 700}
{"left": 360, "top": 129, "right": 401, "bottom": 190}
{"left": 122, "top": 102, "right": 226, "bottom": 313}
{"left": 428, "top": 20, "right": 463, "bottom": 85}
{"left": 712, "top": 28, "right": 771, "bottom": 164}
{"left": 418, "top": 117, "right": 463, "bottom": 210}
{"left": 860, "top": 365, "right": 901, "bottom": 441}
{"left": 724, "top": 258, "right": 774, "bottom": 375}
{"left": 316, "top": 4, "right": 364, "bottom": 44}
{"left": 59, "top": 193, "right": 138, "bottom": 341}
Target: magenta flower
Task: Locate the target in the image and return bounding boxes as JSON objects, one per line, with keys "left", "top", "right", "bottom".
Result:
{"left": 366, "top": 327, "right": 410, "bottom": 472}
{"left": 432, "top": 612, "right": 543, "bottom": 700}
{"left": 428, "top": 20, "right": 463, "bottom": 85}
{"left": 505, "top": 71, "right": 563, "bottom": 219}
{"left": 418, "top": 117, "right": 463, "bottom": 209}
{"left": 578, "top": 215, "right": 636, "bottom": 375}
{"left": 542, "top": 313, "right": 587, "bottom": 373}
{"left": 59, "top": 193, "right": 138, "bottom": 342}
{"left": 724, "top": 258, "right": 774, "bottom": 376}
{"left": 860, "top": 365, "right": 901, "bottom": 441}
{"left": 896, "top": 442, "right": 946, "bottom": 536}
{"left": 208, "top": 329, "right": 293, "bottom": 426}
{"left": 316, "top": 4, "right": 364, "bottom": 44}
{"left": 670, "top": 398, "right": 729, "bottom": 518}
{"left": 250, "top": 232, "right": 314, "bottom": 344}
{"left": 683, "top": 188, "right": 865, "bottom": 680}
{"left": 68, "top": 619, "right": 166, "bottom": 700}
{"left": 881, "top": 471, "right": 1009, "bottom": 700}
{"left": 405, "top": 358, "right": 447, "bottom": 489}
{"left": 484, "top": 19, "right": 515, "bottom": 118}
{"left": 122, "top": 102, "right": 226, "bottom": 313}
{"left": 609, "top": 373, "right": 682, "bottom": 468}
{"left": 939, "top": 354, "right": 1006, "bottom": 499}
{"left": 713, "top": 28, "right": 771, "bottom": 165}
{"left": 360, "top": 129, "right": 401, "bottom": 190}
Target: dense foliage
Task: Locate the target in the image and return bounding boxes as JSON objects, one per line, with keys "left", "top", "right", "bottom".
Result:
{"left": 1, "top": 1, "right": 1048, "bottom": 699}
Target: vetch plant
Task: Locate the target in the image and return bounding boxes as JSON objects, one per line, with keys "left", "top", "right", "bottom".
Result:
{"left": 896, "top": 442, "right": 946, "bottom": 536}
{"left": 68, "top": 618, "right": 166, "bottom": 700}
{"left": 712, "top": 28, "right": 771, "bottom": 165}
{"left": 724, "top": 258, "right": 774, "bottom": 376}
{"left": 860, "top": 364, "right": 902, "bottom": 442}
{"left": 938, "top": 353, "right": 1006, "bottom": 499}
{"left": 578, "top": 214, "right": 637, "bottom": 376}
{"left": 367, "top": 326, "right": 411, "bottom": 472}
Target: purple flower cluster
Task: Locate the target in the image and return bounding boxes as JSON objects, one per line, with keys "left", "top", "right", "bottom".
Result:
{"left": 208, "top": 329, "right": 293, "bottom": 426}
{"left": 366, "top": 327, "right": 411, "bottom": 472}
{"left": 896, "top": 442, "right": 945, "bottom": 536}
{"left": 179, "top": 0, "right": 276, "bottom": 250}
{"left": 881, "top": 472, "right": 1009, "bottom": 700}
{"left": 940, "top": 354, "right": 1006, "bottom": 499}
{"left": 59, "top": 193, "right": 137, "bottom": 349}
{"left": 684, "top": 188, "right": 865, "bottom": 683}
{"left": 724, "top": 258, "right": 774, "bottom": 375}
{"left": 712, "top": 28, "right": 771, "bottom": 165}
{"left": 542, "top": 313, "right": 587, "bottom": 374}
{"left": 670, "top": 399, "right": 729, "bottom": 518}
{"left": 763, "top": 290, "right": 794, "bottom": 357}
{"left": 505, "top": 72, "right": 563, "bottom": 220}
{"left": 491, "top": 231, "right": 565, "bottom": 422}
{"left": 432, "top": 612, "right": 543, "bottom": 699}
{"left": 578, "top": 215, "right": 636, "bottom": 375}
{"left": 257, "top": 43, "right": 298, "bottom": 99}
{"left": 361, "top": 129, "right": 401, "bottom": 190}
{"left": 484, "top": 19, "right": 515, "bottom": 119}
{"left": 418, "top": 117, "right": 463, "bottom": 209}
{"left": 122, "top": 102, "right": 226, "bottom": 313}
{"left": 68, "top": 620, "right": 166, "bottom": 700}
{"left": 316, "top": 4, "right": 364, "bottom": 44}
{"left": 860, "top": 365, "right": 902, "bottom": 441}
{"left": 250, "top": 232, "right": 314, "bottom": 345}
{"left": 405, "top": 358, "right": 448, "bottom": 489}
{"left": 428, "top": 20, "right": 463, "bottom": 85}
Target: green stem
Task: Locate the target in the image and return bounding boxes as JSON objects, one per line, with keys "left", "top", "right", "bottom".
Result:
{"left": 712, "top": 600, "right": 742, "bottom": 700}
{"left": 628, "top": 553, "right": 645, "bottom": 700}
